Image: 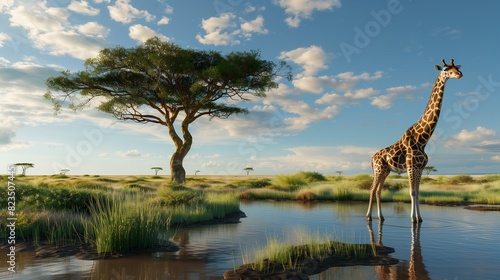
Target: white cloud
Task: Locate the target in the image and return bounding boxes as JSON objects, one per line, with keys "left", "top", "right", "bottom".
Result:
{"left": 255, "top": 145, "right": 373, "bottom": 173}
{"left": 371, "top": 85, "right": 418, "bottom": 110}
{"left": 240, "top": 15, "right": 268, "bottom": 37}
{"left": 0, "top": 117, "right": 31, "bottom": 151}
{"left": 0, "top": 0, "right": 14, "bottom": 11}
{"left": 158, "top": 16, "right": 170, "bottom": 25}
{"left": 196, "top": 13, "right": 240, "bottom": 46}
{"left": 68, "top": 0, "right": 100, "bottom": 16}
{"left": 201, "top": 160, "right": 219, "bottom": 169}
{"left": 0, "top": 33, "right": 11, "bottom": 47}
{"left": 196, "top": 13, "right": 270, "bottom": 46}
{"left": 274, "top": 0, "right": 342, "bottom": 27}
{"left": 491, "top": 155, "right": 500, "bottom": 161}
{"left": 0, "top": 62, "right": 105, "bottom": 136}
{"left": 7, "top": 3, "right": 106, "bottom": 60}
{"left": 10, "top": 5, "right": 67, "bottom": 33}
{"left": 317, "top": 87, "right": 380, "bottom": 106}
{"left": 292, "top": 75, "right": 334, "bottom": 93}
{"left": 116, "top": 149, "right": 142, "bottom": 157}
{"left": 0, "top": 57, "right": 10, "bottom": 66}
{"left": 34, "top": 30, "right": 105, "bottom": 59}
{"left": 108, "top": 0, "right": 155, "bottom": 24}
{"left": 445, "top": 126, "right": 496, "bottom": 148}
{"left": 279, "top": 45, "right": 329, "bottom": 78}
{"left": 163, "top": 4, "right": 174, "bottom": 14}
{"left": 77, "top": 22, "right": 110, "bottom": 37}
{"left": 129, "top": 24, "right": 169, "bottom": 43}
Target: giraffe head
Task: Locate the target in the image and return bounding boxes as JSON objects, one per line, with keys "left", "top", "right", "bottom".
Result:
{"left": 434, "top": 59, "right": 462, "bottom": 79}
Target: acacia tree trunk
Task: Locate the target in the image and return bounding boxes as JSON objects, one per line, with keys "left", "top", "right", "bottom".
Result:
{"left": 168, "top": 118, "right": 192, "bottom": 184}
{"left": 170, "top": 151, "right": 186, "bottom": 184}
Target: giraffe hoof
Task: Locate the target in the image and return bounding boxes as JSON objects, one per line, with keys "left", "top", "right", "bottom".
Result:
{"left": 366, "top": 216, "right": 372, "bottom": 221}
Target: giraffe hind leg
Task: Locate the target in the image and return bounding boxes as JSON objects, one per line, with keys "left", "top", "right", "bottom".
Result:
{"left": 366, "top": 166, "right": 389, "bottom": 221}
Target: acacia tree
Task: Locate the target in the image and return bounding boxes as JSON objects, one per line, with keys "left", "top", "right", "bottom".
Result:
{"left": 244, "top": 167, "right": 253, "bottom": 175}
{"left": 60, "top": 169, "right": 70, "bottom": 175}
{"left": 151, "top": 166, "right": 163, "bottom": 175}
{"left": 15, "top": 163, "right": 34, "bottom": 176}
{"left": 424, "top": 166, "right": 437, "bottom": 175}
{"left": 45, "top": 37, "right": 289, "bottom": 183}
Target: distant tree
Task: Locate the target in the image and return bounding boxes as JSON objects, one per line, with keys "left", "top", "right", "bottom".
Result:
{"left": 151, "top": 167, "right": 163, "bottom": 175}
{"left": 15, "top": 163, "right": 34, "bottom": 176}
{"left": 336, "top": 170, "right": 343, "bottom": 177}
{"left": 195, "top": 170, "right": 200, "bottom": 175}
{"left": 424, "top": 166, "right": 437, "bottom": 175}
{"left": 45, "top": 37, "right": 290, "bottom": 184}
{"left": 244, "top": 167, "right": 254, "bottom": 175}
{"left": 60, "top": 169, "right": 70, "bottom": 175}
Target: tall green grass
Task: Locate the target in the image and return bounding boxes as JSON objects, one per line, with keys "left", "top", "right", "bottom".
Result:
{"left": 1, "top": 210, "right": 86, "bottom": 246}
{"left": 164, "top": 191, "right": 240, "bottom": 225}
{"left": 84, "top": 193, "right": 168, "bottom": 254}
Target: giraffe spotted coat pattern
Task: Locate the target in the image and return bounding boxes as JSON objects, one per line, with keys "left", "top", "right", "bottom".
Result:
{"left": 366, "top": 59, "right": 463, "bottom": 223}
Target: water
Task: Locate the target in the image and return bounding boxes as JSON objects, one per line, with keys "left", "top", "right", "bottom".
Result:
{"left": 1, "top": 201, "right": 499, "bottom": 279}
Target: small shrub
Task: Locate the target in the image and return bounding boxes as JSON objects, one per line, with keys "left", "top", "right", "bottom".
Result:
{"left": 158, "top": 186, "right": 202, "bottom": 206}
{"left": 383, "top": 182, "right": 406, "bottom": 192}
{"left": 420, "top": 177, "right": 436, "bottom": 184}
{"left": 356, "top": 179, "right": 373, "bottom": 190}
{"left": 448, "top": 175, "right": 475, "bottom": 184}
{"left": 274, "top": 174, "right": 307, "bottom": 190}
{"left": 51, "top": 174, "right": 69, "bottom": 179}
{"left": 236, "top": 179, "right": 272, "bottom": 188}
{"left": 298, "top": 171, "right": 327, "bottom": 182}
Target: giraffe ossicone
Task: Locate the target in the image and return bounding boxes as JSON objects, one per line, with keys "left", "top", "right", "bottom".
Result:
{"left": 366, "top": 59, "right": 463, "bottom": 223}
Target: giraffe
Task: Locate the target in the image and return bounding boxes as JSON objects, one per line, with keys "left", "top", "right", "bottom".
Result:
{"left": 366, "top": 59, "right": 463, "bottom": 223}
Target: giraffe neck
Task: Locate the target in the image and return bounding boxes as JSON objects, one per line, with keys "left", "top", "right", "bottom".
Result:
{"left": 412, "top": 74, "right": 448, "bottom": 144}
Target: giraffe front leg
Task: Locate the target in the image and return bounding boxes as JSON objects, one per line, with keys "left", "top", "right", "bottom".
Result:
{"left": 414, "top": 186, "right": 423, "bottom": 223}
{"left": 366, "top": 186, "right": 375, "bottom": 221}
{"left": 376, "top": 183, "right": 385, "bottom": 221}
{"left": 408, "top": 168, "right": 424, "bottom": 223}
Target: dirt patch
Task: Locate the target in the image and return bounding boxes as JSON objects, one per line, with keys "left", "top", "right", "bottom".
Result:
{"left": 223, "top": 245, "right": 398, "bottom": 280}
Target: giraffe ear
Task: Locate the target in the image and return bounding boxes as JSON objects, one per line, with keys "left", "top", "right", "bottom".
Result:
{"left": 455, "top": 65, "right": 461, "bottom": 69}
{"left": 434, "top": 65, "right": 442, "bottom": 71}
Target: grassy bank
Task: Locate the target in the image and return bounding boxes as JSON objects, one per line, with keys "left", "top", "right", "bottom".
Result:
{"left": 220, "top": 172, "right": 500, "bottom": 205}
{"left": 241, "top": 227, "right": 373, "bottom": 273}
{"left": 0, "top": 175, "right": 240, "bottom": 254}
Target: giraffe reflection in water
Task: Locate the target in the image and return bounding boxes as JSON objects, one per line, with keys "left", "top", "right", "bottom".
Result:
{"left": 367, "top": 221, "right": 430, "bottom": 280}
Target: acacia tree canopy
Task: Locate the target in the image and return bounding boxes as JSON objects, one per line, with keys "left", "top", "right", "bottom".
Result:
{"left": 45, "top": 37, "right": 290, "bottom": 183}
{"left": 15, "top": 162, "right": 34, "bottom": 176}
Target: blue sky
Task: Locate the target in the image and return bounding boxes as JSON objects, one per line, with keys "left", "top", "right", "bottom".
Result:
{"left": 1, "top": 0, "right": 500, "bottom": 176}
